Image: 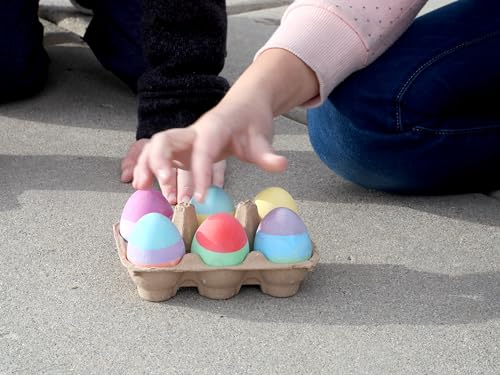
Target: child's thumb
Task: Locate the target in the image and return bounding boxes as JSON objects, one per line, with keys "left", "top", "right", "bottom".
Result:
{"left": 259, "top": 152, "right": 288, "bottom": 173}
{"left": 250, "top": 135, "right": 288, "bottom": 172}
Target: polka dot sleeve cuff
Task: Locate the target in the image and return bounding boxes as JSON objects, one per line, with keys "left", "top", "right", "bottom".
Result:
{"left": 256, "top": 0, "right": 428, "bottom": 106}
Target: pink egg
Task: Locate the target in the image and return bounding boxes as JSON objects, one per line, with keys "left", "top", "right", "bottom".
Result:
{"left": 120, "top": 189, "right": 173, "bottom": 241}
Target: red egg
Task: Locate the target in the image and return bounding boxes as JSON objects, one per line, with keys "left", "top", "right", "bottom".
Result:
{"left": 191, "top": 213, "right": 249, "bottom": 266}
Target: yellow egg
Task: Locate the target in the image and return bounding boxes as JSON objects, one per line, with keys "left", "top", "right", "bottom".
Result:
{"left": 254, "top": 187, "right": 298, "bottom": 219}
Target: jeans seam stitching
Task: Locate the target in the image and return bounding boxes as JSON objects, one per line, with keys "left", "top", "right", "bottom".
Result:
{"left": 413, "top": 124, "right": 500, "bottom": 135}
{"left": 394, "top": 29, "right": 500, "bottom": 132}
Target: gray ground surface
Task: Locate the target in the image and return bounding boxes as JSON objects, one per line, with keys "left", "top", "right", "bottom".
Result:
{"left": 1, "top": 1, "right": 499, "bottom": 374}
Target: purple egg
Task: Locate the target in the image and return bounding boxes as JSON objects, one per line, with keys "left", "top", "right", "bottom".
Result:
{"left": 255, "top": 207, "right": 312, "bottom": 263}
{"left": 257, "top": 207, "right": 308, "bottom": 236}
{"left": 120, "top": 189, "right": 173, "bottom": 241}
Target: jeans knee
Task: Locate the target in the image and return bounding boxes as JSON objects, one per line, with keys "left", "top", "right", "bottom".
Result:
{"left": 308, "top": 100, "right": 429, "bottom": 194}
{"left": 308, "top": 101, "right": 369, "bottom": 186}
{"left": 308, "top": 99, "right": 500, "bottom": 194}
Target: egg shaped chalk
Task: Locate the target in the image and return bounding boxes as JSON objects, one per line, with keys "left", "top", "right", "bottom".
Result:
{"left": 191, "top": 213, "right": 249, "bottom": 266}
{"left": 254, "top": 187, "right": 298, "bottom": 219}
{"left": 127, "top": 213, "right": 185, "bottom": 268}
{"left": 254, "top": 207, "right": 312, "bottom": 263}
{"left": 190, "top": 185, "right": 235, "bottom": 224}
{"left": 120, "top": 189, "right": 173, "bottom": 241}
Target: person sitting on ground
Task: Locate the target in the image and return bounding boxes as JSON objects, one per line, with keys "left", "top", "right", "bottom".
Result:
{"left": 0, "top": 0, "right": 228, "bottom": 204}
{"left": 132, "top": 0, "right": 500, "bottom": 201}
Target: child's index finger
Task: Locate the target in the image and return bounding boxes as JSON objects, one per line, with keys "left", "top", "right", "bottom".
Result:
{"left": 192, "top": 152, "right": 213, "bottom": 204}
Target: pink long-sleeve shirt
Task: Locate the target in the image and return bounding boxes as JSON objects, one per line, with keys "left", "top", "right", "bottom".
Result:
{"left": 256, "top": 0, "right": 429, "bottom": 106}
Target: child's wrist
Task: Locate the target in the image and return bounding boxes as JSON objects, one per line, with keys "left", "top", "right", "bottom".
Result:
{"left": 247, "top": 48, "right": 319, "bottom": 116}
{"left": 216, "top": 48, "right": 318, "bottom": 120}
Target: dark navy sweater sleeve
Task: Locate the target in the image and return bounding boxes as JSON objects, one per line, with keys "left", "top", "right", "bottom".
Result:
{"left": 136, "top": 0, "right": 230, "bottom": 140}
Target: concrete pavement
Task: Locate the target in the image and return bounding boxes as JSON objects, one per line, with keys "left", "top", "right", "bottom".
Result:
{"left": 1, "top": 1, "right": 499, "bottom": 374}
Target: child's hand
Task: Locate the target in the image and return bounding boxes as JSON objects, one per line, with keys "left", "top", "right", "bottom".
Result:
{"left": 132, "top": 97, "right": 288, "bottom": 201}
{"left": 121, "top": 139, "right": 149, "bottom": 184}
{"left": 121, "top": 139, "right": 226, "bottom": 204}
{"left": 132, "top": 48, "right": 318, "bottom": 201}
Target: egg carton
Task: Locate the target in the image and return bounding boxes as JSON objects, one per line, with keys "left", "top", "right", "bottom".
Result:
{"left": 113, "top": 201, "right": 319, "bottom": 302}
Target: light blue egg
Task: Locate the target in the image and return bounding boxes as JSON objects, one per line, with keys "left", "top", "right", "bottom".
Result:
{"left": 129, "top": 213, "right": 181, "bottom": 250}
{"left": 189, "top": 185, "right": 235, "bottom": 216}
{"left": 254, "top": 207, "right": 312, "bottom": 263}
{"left": 254, "top": 232, "right": 312, "bottom": 264}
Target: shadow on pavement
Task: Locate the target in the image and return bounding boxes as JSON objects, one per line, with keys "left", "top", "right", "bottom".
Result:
{"left": 1, "top": 151, "right": 499, "bottom": 231}
{"left": 0, "top": 154, "right": 129, "bottom": 211}
{"left": 1, "top": 44, "right": 136, "bottom": 132}
{"left": 1, "top": 31, "right": 498, "bottom": 231}
{"left": 168, "top": 263, "right": 500, "bottom": 326}
{"left": 227, "top": 150, "right": 500, "bottom": 228}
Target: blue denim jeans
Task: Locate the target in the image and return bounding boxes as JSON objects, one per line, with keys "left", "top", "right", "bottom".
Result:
{"left": 0, "top": 0, "right": 145, "bottom": 102}
{"left": 308, "top": 0, "right": 500, "bottom": 194}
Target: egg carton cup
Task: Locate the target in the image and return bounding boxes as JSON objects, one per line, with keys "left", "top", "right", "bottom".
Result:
{"left": 113, "top": 201, "right": 319, "bottom": 302}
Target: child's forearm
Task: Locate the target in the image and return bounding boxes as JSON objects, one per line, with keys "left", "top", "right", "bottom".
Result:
{"left": 256, "top": 0, "right": 429, "bottom": 104}
{"left": 219, "top": 48, "right": 319, "bottom": 117}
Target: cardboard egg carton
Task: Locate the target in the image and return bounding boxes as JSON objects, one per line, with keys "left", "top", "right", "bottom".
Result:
{"left": 113, "top": 201, "right": 319, "bottom": 302}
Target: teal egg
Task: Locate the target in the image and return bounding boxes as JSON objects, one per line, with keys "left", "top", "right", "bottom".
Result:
{"left": 127, "top": 213, "right": 185, "bottom": 267}
{"left": 189, "top": 185, "right": 235, "bottom": 224}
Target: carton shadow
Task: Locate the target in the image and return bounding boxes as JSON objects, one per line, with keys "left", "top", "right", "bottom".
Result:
{"left": 168, "top": 263, "right": 500, "bottom": 326}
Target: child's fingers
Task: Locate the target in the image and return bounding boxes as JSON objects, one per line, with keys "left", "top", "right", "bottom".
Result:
{"left": 132, "top": 143, "right": 155, "bottom": 190}
{"left": 120, "top": 163, "right": 134, "bottom": 183}
{"left": 192, "top": 131, "right": 223, "bottom": 202}
{"left": 146, "top": 135, "right": 178, "bottom": 203}
{"left": 121, "top": 139, "right": 149, "bottom": 182}
{"left": 136, "top": 129, "right": 198, "bottom": 201}
{"left": 147, "top": 133, "right": 176, "bottom": 186}
{"left": 158, "top": 167, "right": 178, "bottom": 205}
{"left": 248, "top": 134, "right": 288, "bottom": 173}
{"left": 192, "top": 147, "right": 215, "bottom": 203}
{"left": 212, "top": 160, "right": 226, "bottom": 188}
{"left": 176, "top": 169, "right": 194, "bottom": 203}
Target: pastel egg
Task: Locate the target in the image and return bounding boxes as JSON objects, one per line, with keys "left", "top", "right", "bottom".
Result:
{"left": 191, "top": 213, "right": 249, "bottom": 266}
{"left": 254, "top": 207, "right": 312, "bottom": 263}
{"left": 120, "top": 189, "right": 173, "bottom": 241}
{"left": 127, "top": 213, "right": 185, "bottom": 268}
{"left": 190, "top": 185, "right": 235, "bottom": 224}
{"left": 254, "top": 187, "right": 298, "bottom": 219}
